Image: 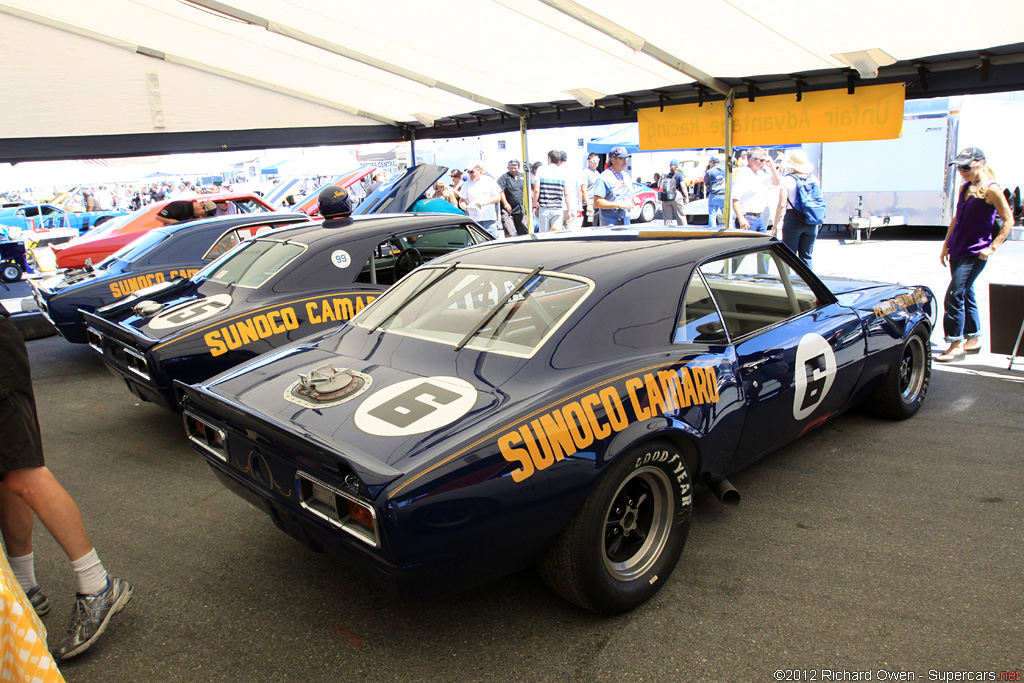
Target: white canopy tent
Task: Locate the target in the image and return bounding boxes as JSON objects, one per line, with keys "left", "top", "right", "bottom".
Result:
{"left": 2, "top": 0, "right": 1023, "bottom": 163}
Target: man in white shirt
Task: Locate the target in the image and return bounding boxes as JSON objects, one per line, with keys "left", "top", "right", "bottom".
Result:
{"left": 459, "top": 163, "right": 502, "bottom": 238}
{"left": 730, "top": 147, "right": 782, "bottom": 232}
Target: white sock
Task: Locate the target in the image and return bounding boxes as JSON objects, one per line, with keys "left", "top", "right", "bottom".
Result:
{"left": 8, "top": 552, "right": 37, "bottom": 593}
{"left": 70, "top": 548, "right": 108, "bottom": 596}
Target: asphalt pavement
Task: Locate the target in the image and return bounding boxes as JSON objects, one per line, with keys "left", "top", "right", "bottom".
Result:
{"left": 10, "top": 226, "right": 1024, "bottom": 683}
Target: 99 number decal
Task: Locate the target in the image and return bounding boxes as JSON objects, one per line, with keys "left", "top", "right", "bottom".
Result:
{"left": 354, "top": 376, "right": 478, "bottom": 437}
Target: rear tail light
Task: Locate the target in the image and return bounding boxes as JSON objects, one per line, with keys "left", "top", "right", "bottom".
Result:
{"left": 183, "top": 411, "right": 227, "bottom": 462}
{"left": 297, "top": 472, "right": 379, "bottom": 548}
{"left": 123, "top": 346, "right": 151, "bottom": 380}
{"left": 86, "top": 327, "right": 103, "bottom": 353}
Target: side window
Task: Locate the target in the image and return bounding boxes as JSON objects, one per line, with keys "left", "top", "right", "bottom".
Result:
{"left": 698, "top": 249, "right": 819, "bottom": 339}
{"left": 355, "top": 226, "right": 481, "bottom": 286}
{"left": 203, "top": 225, "right": 264, "bottom": 260}
{"left": 675, "top": 270, "right": 728, "bottom": 344}
{"left": 231, "top": 199, "right": 265, "bottom": 214}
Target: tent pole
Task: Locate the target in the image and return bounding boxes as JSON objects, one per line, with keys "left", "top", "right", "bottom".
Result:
{"left": 520, "top": 116, "right": 532, "bottom": 234}
{"left": 722, "top": 88, "right": 735, "bottom": 231}
{"left": 409, "top": 128, "right": 416, "bottom": 168}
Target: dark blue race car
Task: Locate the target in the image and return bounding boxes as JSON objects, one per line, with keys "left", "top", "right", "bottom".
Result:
{"left": 82, "top": 213, "right": 492, "bottom": 410}
{"left": 176, "top": 229, "right": 936, "bottom": 613}
{"left": 31, "top": 212, "right": 310, "bottom": 343}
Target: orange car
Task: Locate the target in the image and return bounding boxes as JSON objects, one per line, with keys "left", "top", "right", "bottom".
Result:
{"left": 52, "top": 193, "right": 275, "bottom": 269}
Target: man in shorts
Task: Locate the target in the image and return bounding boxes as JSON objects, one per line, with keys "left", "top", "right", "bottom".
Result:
{"left": 0, "top": 302, "right": 133, "bottom": 660}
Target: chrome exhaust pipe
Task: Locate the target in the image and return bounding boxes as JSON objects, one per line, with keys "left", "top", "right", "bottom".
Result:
{"left": 712, "top": 478, "right": 740, "bottom": 507}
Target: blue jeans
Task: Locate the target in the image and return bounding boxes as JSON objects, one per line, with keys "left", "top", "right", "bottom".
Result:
{"left": 597, "top": 208, "right": 629, "bottom": 226}
{"left": 943, "top": 255, "right": 987, "bottom": 343}
{"left": 477, "top": 219, "right": 499, "bottom": 239}
{"left": 781, "top": 213, "right": 819, "bottom": 270}
{"left": 708, "top": 196, "right": 725, "bottom": 227}
{"left": 739, "top": 213, "right": 766, "bottom": 232}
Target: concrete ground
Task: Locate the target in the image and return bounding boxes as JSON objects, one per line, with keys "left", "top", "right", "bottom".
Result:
{"left": 9, "top": 227, "right": 1024, "bottom": 682}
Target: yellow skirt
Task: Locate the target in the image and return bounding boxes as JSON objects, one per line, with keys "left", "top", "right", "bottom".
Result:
{"left": 1, "top": 551, "right": 65, "bottom": 682}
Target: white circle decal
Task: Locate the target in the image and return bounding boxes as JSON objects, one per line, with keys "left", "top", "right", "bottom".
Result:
{"left": 792, "top": 333, "right": 837, "bottom": 420}
{"left": 330, "top": 250, "right": 351, "bottom": 269}
{"left": 147, "top": 293, "right": 233, "bottom": 330}
{"left": 354, "top": 376, "right": 477, "bottom": 437}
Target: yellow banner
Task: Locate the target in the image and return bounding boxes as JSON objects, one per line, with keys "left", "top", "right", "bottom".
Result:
{"left": 638, "top": 83, "right": 905, "bottom": 150}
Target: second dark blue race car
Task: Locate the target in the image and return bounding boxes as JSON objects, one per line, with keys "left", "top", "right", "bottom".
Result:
{"left": 31, "top": 212, "right": 310, "bottom": 343}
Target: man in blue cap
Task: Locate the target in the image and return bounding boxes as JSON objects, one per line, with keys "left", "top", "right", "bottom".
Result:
{"left": 593, "top": 146, "right": 635, "bottom": 226}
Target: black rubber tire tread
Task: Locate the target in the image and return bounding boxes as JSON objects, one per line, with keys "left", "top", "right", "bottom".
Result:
{"left": 536, "top": 439, "right": 691, "bottom": 613}
{"left": 863, "top": 323, "right": 931, "bottom": 420}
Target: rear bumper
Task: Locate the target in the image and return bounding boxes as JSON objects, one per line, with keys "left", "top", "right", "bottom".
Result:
{"left": 85, "top": 324, "right": 178, "bottom": 410}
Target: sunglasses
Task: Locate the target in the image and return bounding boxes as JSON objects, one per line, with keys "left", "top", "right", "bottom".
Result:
{"left": 957, "top": 163, "right": 974, "bottom": 172}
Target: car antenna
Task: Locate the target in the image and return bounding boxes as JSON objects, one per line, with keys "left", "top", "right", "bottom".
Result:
{"left": 454, "top": 265, "right": 544, "bottom": 352}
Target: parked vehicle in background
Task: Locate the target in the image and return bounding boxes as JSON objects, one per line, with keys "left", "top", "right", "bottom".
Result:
{"left": 630, "top": 183, "right": 660, "bottom": 223}
{"left": 83, "top": 214, "right": 491, "bottom": 410}
{"left": 31, "top": 212, "right": 310, "bottom": 343}
{"left": 50, "top": 193, "right": 276, "bottom": 269}
{"left": 0, "top": 203, "right": 124, "bottom": 241}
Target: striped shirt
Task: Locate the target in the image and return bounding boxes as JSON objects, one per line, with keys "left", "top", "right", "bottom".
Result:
{"left": 535, "top": 164, "right": 566, "bottom": 210}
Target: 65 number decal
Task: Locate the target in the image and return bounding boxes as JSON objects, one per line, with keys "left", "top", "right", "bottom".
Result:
{"left": 354, "top": 376, "right": 477, "bottom": 437}
{"left": 148, "top": 294, "right": 233, "bottom": 331}
{"left": 793, "top": 333, "right": 837, "bottom": 421}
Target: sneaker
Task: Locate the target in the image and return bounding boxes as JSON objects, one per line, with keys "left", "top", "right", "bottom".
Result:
{"left": 26, "top": 585, "right": 51, "bottom": 616}
{"left": 53, "top": 576, "right": 134, "bottom": 660}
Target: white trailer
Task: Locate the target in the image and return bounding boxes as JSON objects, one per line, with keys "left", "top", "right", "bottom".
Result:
{"left": 812, "top": 94, "right": 1024, "bottom": 239}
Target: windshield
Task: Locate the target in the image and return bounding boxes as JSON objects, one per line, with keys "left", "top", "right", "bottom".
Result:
{"left": 81, "top": 209, "right": 140, "bottom": 238}
{"left": 98, "top": 229, "right": 171, "bottom": 267}
{"left": 200, "top": 238, "right": 305, "bottom": 288}
{"left": 354, "top": 265, "right": 591, "bottom": 356}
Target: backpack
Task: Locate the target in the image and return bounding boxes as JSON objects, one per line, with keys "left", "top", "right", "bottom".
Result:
{"left": 791, "top": 175, "right": 826, "bottom": 225}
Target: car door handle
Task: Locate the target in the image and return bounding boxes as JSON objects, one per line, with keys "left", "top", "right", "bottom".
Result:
{"left": 740, "top": 357, "right": 769, "bottom": 373}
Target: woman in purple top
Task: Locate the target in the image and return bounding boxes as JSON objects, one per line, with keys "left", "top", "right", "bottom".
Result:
{"left": 937, "top": 147, "right": 1014, "bottom": 362}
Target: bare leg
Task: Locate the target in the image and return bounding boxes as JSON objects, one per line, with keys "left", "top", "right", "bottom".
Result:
{"left": 0, "top": 482, "right": 36, "bottom": 556}
{"left": 2, "top": 467, "right": 93, "bottom": 561}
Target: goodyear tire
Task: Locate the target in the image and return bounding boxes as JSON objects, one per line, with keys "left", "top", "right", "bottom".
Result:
{"left": 864, "top": 323, "right": 931, "bottom": 420}
{"left": 537, "top": 439, "right": 692, "bottom": 613}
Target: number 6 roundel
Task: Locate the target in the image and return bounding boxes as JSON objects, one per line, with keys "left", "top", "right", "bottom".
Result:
{"left": 354, "top": 376, "right": 478, "bottom": 437}
{"left": 792, "top": 333, "right": 837, "bottom": 421}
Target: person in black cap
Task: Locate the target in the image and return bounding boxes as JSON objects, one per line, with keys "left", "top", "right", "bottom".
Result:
{"left": 318, "top": 185, "right": 353, "bottom": 226}
{"left": 936, "top": 147, "right": 1014, "bottom": 362}
{"left": 593, "top": 146, "right": 635, "bottom": 226}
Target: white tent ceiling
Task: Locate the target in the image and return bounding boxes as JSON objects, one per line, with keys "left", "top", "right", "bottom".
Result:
{"left": 2, "top": 0, "right": 1023, "bottom": 162}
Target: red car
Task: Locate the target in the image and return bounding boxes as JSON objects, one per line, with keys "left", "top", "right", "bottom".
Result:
{"left": 291, "top": 165, "right": 377, "bottom": 217}
{"left": 51, "top": 193, "right": 275, "bottom": 269}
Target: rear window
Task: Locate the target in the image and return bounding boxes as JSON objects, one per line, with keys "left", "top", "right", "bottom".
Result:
{"left": 201, "top": 239, "right": 305, "bottom": 288}
{"left": 103, "top": 229, "right": 171, "bottom": 265}
{"left": 354, "top": 265, "right": 591, "bottom": 356}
